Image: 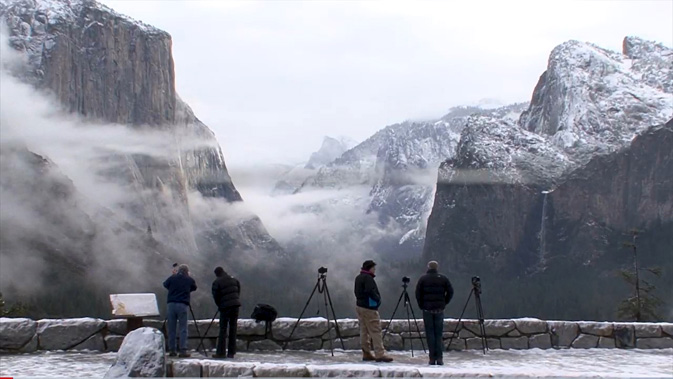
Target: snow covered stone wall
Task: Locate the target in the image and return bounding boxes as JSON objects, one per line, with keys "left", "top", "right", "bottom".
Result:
{"left": 1, "top": 317, "right": 672, "bottom": 354}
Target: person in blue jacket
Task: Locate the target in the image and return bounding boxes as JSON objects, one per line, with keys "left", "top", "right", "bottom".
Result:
{"left": 163, "top": 264, "right": 197, "bottom": 357}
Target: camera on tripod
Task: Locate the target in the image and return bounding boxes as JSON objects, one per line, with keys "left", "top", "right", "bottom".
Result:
{"left": 471, "top": 276, "right": 481, "bottom": 295}
{"left": 318, "top": 266, "right": 328, "bottom": 274}
{"left": 402, "top": 276, "right": 410, "bottom": 284}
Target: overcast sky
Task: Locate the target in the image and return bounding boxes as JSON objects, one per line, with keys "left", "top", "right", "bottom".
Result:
{"left": 101, "top": 0, "right": 672, "bottom": 169}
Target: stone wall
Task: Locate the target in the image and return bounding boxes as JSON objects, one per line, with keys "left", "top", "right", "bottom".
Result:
{"left": 1, "top": 317, "right": 672, "bottom": 354}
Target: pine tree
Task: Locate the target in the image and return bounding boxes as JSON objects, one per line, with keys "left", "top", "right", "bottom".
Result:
{"left": 617, "top": 230, "right": 664, "bottom": 321}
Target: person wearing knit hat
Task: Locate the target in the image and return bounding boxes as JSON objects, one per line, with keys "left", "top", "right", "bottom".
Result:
{"left": 354, "top": 260, "right": 393, "bottom": 363}
{"left": 415, "top": 260, "right": 454, "bottom": 366}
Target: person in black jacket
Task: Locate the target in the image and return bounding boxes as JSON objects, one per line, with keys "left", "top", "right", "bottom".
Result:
{"left": 211, "top": 266, "right": 241, "bottom": 359}
{"left": 354, "top": 260, "right": 393, "bottom": 362}
{"left": 163, "top": 264, "right": 197, "bottom": 357}
{"left": 415, "top": 260, "right": 453, "bottom": 365}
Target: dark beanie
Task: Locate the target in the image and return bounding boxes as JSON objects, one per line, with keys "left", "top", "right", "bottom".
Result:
{"left": 362, "top": 260, "right": 376, "bottom": 270}
{"left": 214, "top": 266, "right": 224, "bottom": 276}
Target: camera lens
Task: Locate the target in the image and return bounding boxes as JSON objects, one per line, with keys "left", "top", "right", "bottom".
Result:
{"left": 318, "top": 266, "right": 328, "bottom": 274}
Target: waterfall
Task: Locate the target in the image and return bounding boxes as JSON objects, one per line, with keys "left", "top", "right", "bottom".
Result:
{"left": 539, "top": 190, "right": 550, "bottom": 262}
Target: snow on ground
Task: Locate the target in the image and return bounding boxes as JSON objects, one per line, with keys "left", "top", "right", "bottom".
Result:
{"left": 1, "top": 349, "right": 672, "bottom": 377}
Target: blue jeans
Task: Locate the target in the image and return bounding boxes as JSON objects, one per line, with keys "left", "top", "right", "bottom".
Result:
{"left": 423, "top": 311, "right": 444, "bottom": 362}
{"left": 167, "top": 302, "right": 189, "bottom": 353}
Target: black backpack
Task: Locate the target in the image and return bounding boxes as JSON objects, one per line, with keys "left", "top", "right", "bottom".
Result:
{"left": 251, "top": 304, "right": 277, "bottom": 337}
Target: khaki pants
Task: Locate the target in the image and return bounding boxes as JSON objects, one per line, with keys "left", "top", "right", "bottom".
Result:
{"left": 356, "top": 306, "right": 386, "bottom": 358}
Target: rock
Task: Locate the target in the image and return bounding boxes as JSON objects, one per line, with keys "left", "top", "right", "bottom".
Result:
{"left": 237, "top": 339, "right": 248, "bottom": 352}
{"left": 104, "top": 327, "right": 165, "bottom": 378}
{"left": 106, "top": 320, "right": 129, "bottom": 336}
{"left": 465, "top": 320, "right": 514, "bottom": 337}
{"left": 459, "top": 328, "right": 476, "bottom": 338}
{"left": 634, "top": 323, "right": 662, "bottom": 338}
{"left": 17, "top": 334, "right": 38, "bottom": 353}
{"left": 105, "top": 335, "right": 125, "bottom": 352}
{"left": 636, "top": 337, "right": 673, "bottom": 349}
{"left": 171, "top": 361, "right": 202, "bottom": 377}
{"left": 508, "top": 329, "right": 522, "bottom": 337}
{"left": 379, "top": 367, "right": 422, "bottom": 377}
{"left": 254, "top": 363, "right": 309, "bottom": 377}
{"left": 37, "top": 318, "right": 106, "bottom": 350}
{"left": 403, "top": 336, "right": 426, "bottom": 351}
{"left": 383, "top": 333, "right": 404, "bottom": 350}
{"left": 0, "top": 318, "right": 37, "bottom": 350}
{"left": 501, "top": 337, "right": 528, "bottom": 349}
{"left": 598, "top": 337, "right": 615, "bottom": 348}
{"left": 142, "top": 319, "right": 165, "bottom": 331}
{"left": 72, "top": 333, "right": 106, "bottom": 351}
{"left": 203, "top": 361, "right": 255, "bottom": 377}
{"left": 445, "top": 338, "right": 465, "bottom": 351}
{"left": 443, "top": 320, "right": 460, "bottom": 333}
{"left": 272, "top": 318, "right": 331, "bottom": 340}
{"left": 578, "top": 322, "right": 613, "bottom": 337}
{"left": 487, "top": 338, "right": 501, "bottom": 350}
{"left": 187, "top": 320, "right": 219, "bottom": 338}
{"left": 335, "top": 337, "right": 361, "bottom": 350}
{"left": 571, "top": 334, "right": 599, "bottom": 348}
{"left": 513, "top": 319, "right": 548, "bottom": 335}
{"left": 307, "top": 364, "right": 380, "bottom": 377}
{"left": 661, "top": 323, "right": 673, "bottom": 337}
{"left": 614, "top": 324, "right": 635, "bottom": 348}
{"left": 337, "top": 319, "right": 360, "bottom": 338}
{"left": 386, "top": 319, "right": 424, "bottom": 334}
{"left": 238, "top": 319, "right": 268, "bottom": 336}
{"left": 285, "top": 338, "right": 322, "bottom": 350}
{"left": 187, "top": 337, "right": 215, "bottom": 351}
{"left": 465, "top": 337, "right": 487, "bottom": 350}
{"left": 548, "top": 321, "right": 579, "bottom": 348}
{"left": 249, "top": 339, "right": 282, "bottom": 351}
{"left": 529, "top": 334, "right": 552, "bottom": 349}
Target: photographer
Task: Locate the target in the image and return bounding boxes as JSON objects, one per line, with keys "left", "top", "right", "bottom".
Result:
{"left": 354, "top": 260, "right": 393, "bottom": 363}
{"left": 415, "top": 260, "right": 453, "bottom": 366}
{"left": 163, "top": 264, "right": 197, "bottom": 357}
{"left": 211, "top": 266, "right": 241, "bottom": 359}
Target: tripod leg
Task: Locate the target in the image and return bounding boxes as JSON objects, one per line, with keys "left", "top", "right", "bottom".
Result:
{"left": 197, "top": 309, "right": 219, "bottom": 357}
{"left": 446, "top": 288, "right": 473, "bottom": 351}
{"left": 285, "top": 279, "right": 321, "bottom": 349}
{"left": 382, "top": 291, "right": 405, "bottom": 340}
{"left": 189, "top": 305, "right": 204, "bottom": 355}
{"left": 474, "top": 292, "right": 487, "bottom": 354}
{"left": 323, "top": 281, "right": 345, "bottom": 350}
{"left": 405, "top": 292, "right": 426, "bottom": 353}
{"left": 403, "top": 294, "right": 415, "bottom": 357}
{"left": 321, "top": 282, "right": 336, "bottom": 357}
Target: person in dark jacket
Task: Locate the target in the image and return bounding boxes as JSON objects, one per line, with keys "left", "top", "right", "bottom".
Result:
{"left": 211, "top": 266, "right": 241, "bottom": 359}
{"left": 354, "top": 260, "right": 393, "bottom": 363}
{"left": 163, "top": 264, "right": 197, "bottom": 357}
{"left": 415, "top": 260, "right": 454, "bottom": 365}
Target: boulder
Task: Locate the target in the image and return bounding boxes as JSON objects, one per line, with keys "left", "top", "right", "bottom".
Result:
{"left": 465, "top": 337, "right": 486, "bottom": 350}
{"left": 445, "top": 338, "right": 465, "bottom": 351}
{"left": 105, "top": 335, "right": 125, "bottom": 352}
{"left": 578, "top": 322, "right": 613, "bottom": 337}
{"left": 106, "top": 320, "right": 129, "bottom": 336}
{"left": 0, "top": 318, "right": 36, "bottom": 350}
{"left": 571, "top": 334, "right": 599, "bottom": 348}
{"left": 548, "top": 321, "right": 579, "bottom": 348}
{"left": 614, "top": 324, "right": 635, "bottom": 348}
{"left": 249, "top": 339, "right": 281, "bottom": 351}
{"left": 383, "top": 333, "right": 404, "bottom": 350}
{"left": 529, "top": 334, "right": 552, "bottom": 349}
{"left": 72, "top": 333, "right": 106, "bottom": 351}
{"left": 636, "top": 337, "right": 673, "bottom": 349}
{"left": 458, "top": 328, "right": 476, "bottom": 338}
{"left": 508, "top": 329, "right": 522, "bottom": 337}
{"left": 203, "top": 361, "right": 255, "bottom": 377}
{"left": 187, "top": 320, "right": 219, "bottom": 338}
{"left": 285, "top": 338, "right": 323, "bottom": 351}
{"left": 501, "top": 336, "right": 528, "bottom": 349}
{"left": 465, "top": 320, "right": 515, "bottom": 337}
{"left": 598, "top": 337, "right": 615, "bottom": 348}
{"left": 238, "top": 319, "right": 268, "bottom": 336}
{"left": 487, "top": 338, "right": 501, "bottom": 350}
{"left": 254, "top": 363, "right": 309, "bottom": 377}
{"left": 443, "top": 319, "right": 461, "bottom": 333}
{"left": 337, "top": 319, "right": 361, "bottom": 338}
{"left": 379, "top": 366, "right": 422, "bottom": 377}
{"left": 237, "top": 339, "right": 248, "bottom": 352}
{"left": 307, "top": 364, "right": 380, "bottom": 377}
{"left": 661, "top": 323, "right": 673, "bottom": 337}
{"left": 171, "top": 360, "right": 202, "bottom": 377}
{"left": 187, "top": 337, "right": 215, "bottom": 351}
{"left": 272, "top": 317, "right": 331, "bottom": 340}
{"left": 634, "top": 323, "right": 662, "bottom": 338}
{"left": 386, "top": 319, "right": 424, "bottom": 334}
{"left": 38, "top": 318, "right": 106, "bottom": 350}
{"left": 513, "top": 318, "right": 547, "bottom": 334}
{"left": 19, "top": 334, "right": 38, "bottom": 353}
{"left": 104, "top": 327, "right": 165, "bottom": 378}
{"left": 335, "top": 337, "right": 361, "bottom": 350}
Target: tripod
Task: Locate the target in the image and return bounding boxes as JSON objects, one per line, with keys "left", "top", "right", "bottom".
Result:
{"left": 284, "top": 267, "right": 345, "bottom": 356}
{"left": 446, "top": 276, "right": 487, "bottom": 354}
{"left": 382, "top": 278, "right": 426, "bottom": 357}
{"left": 196, "top": 309, "right": 220, "bottom": 357}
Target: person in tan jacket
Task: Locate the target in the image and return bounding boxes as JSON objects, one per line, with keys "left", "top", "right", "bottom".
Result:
{"left": 354, "top": 260, "right": 393, "bottom": 362}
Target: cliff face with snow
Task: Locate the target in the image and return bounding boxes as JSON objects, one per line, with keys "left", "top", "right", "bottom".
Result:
{"left": 0, "top": 0, "right": 282, "bottom": 315}
{"left": 423, "top": 37, "right": 672, "bottom": 316}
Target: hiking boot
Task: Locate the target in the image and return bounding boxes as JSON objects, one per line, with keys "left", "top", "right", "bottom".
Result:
{"left": 375, "top": 355, "right": 394, "bottom": 362}
{"left": 226, "top": 354, "right": 235, "bottom": 359}
{"left": 436, "top": 359, "right": 444, "bottom": 366}
{"left": 429, "top": 360, "right": 436, "bottom": 365}
{"left": 362, "top": 351, "right": 376, "bottom": 361}
{"left": 211, "top": 354, "right": 227, "bottom": 359}
{"left": 168, "top": 351, "right": 177, "bottom": 357}
{"left": 178, "top": 352, "right": 191, "bottom": 358}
